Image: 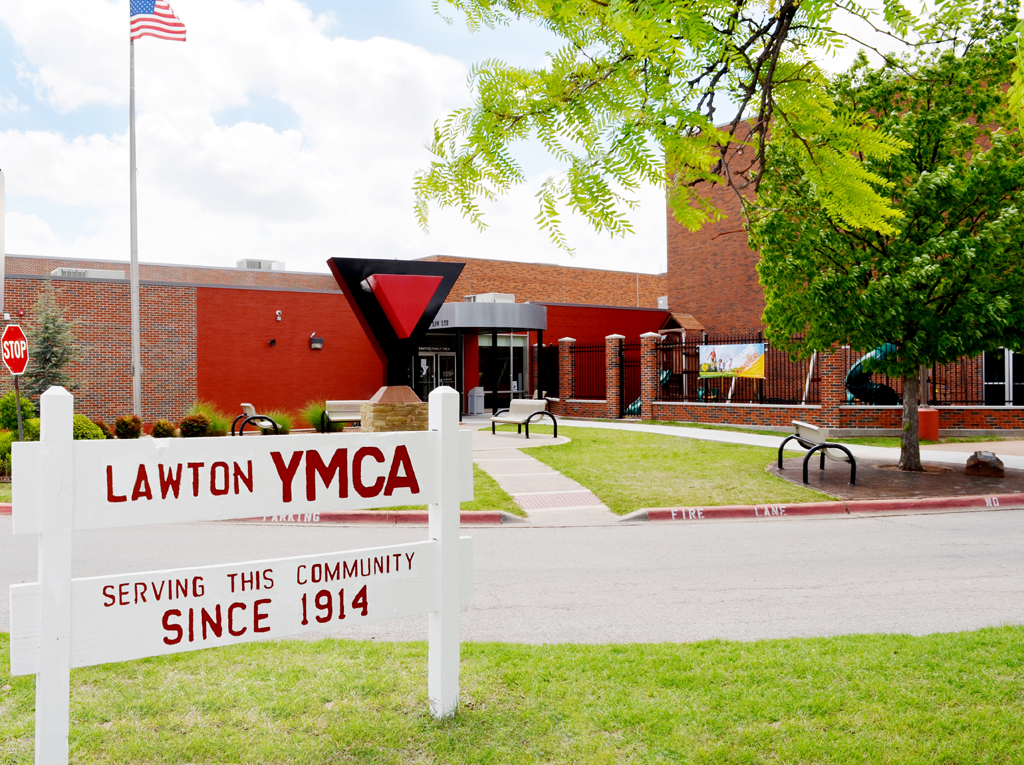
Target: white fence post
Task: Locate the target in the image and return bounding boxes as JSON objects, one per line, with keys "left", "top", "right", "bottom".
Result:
{"left": 34, "top": 387, "right": 74, "bottom": 764}
{"left": 427, "top": 385, "right": 460, "bottom": 718}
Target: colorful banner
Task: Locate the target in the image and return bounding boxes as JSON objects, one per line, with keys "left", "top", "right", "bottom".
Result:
{"left": 699, "top": 343, "right": 765, "bottom": 378}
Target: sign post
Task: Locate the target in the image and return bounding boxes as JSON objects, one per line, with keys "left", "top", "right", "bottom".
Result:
{"left": 1, "top": 323, "right": 29, "bottom": 441}
{"left": 10, "top": 385, "right": 473, "bottom": 764}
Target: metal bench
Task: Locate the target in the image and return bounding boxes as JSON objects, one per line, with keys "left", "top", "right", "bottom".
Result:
{"left": 231, "top": 403, "right": 279, "bottom": 436}
{"left": 490, "top": 399, "right": 558, "bottom": 439}
{"left": 321, "top": 400, "right": 364, "bottom": 432}
{"left": 777, "top": 420, "right": 856, "bottom": 485}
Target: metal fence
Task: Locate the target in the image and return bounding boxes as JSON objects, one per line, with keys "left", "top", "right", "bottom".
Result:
{"left": 840, "top": 348, "right": 993, "bottom": 407}
{"left": 620, "top": 340, "right": 641, "bottom": 416}
{"left": 570, "top": 342, "right": 607, "bottom": 400}
{"left": 658, "top": 334, "right": 819, "bottom": 405}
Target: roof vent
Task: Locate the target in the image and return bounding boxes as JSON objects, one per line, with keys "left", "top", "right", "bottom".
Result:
{"left": 236, "top": 259, "right": 285, "bottom": 271}
{"left": 463, "top": 293, "right": 515, "bottom": 303}
{"left": 50, "top": 267, "right": 126, "bottom": 280}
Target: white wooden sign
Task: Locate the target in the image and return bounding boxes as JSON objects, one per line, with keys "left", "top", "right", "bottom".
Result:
{"left": 9, "top": 538, "right": 473, "bottom": 674}
{"left": 9, "top": 386, "right": 471, "bottom": 765}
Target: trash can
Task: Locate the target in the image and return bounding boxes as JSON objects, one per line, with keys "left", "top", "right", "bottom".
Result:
{"left": 467, "top": 387, "right": 485, "bottom": 415}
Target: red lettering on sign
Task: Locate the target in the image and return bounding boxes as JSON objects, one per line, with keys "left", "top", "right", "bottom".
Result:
{"left": 262, "top": 569, "right": 274, "bottom": 589}
{"left": 134, "top": 582, "right": 148, "bottom": 604}
{"left": 162, "top": 609, "right": 183, "bottom": 645}
{"left": 315, "top": 589, "right": 332, "bottom": 623}
{"left": 271, "top": 451, "right": 303, "bottom": 503}
{"left": 131, "top": 465, "right": 153, "bottom": 501}
{"left": 343, "top": 560, "right": 358, "bottom": 579}
{"left": 201, "top": 605, "right": 223, "bottom": 640}
{"left": 305, "top": 448, "right": 348, "bottom": 501}
{"left": 384, "top": 445, "right": 419, "bottom": 496}
{"left": 103, "top": 585, "right": 115, "bottom": 607}
{"left": 193, "top": 577, "right": 205, "bottom": 597}
{"left": 233, "top": 461, "right": 253, "bottom": 494}
{"left": 228, "top": 603, "right": 247, "bottom": 636}
{"left": 353, "top": 447, "right": 385, "bottom": 498}
{"left": 324, "top": 563, "right": 339, "bottom": 582}
{"left": 352, "top": 585, "right": 368, "bottom": 617}
{"left": 119, "top": 582, "right": 130, "bottom": 606}
{"left": 253, "top": 599, "right": 271, "bottom": 633}
{"left": 210, "top": 462, "right": 229, "bottom": 496}
{"left": 188, "top": 608, "right": 195, "bottom": 643}
{"left": 106, "top": 466, "right": 126, "bottom": 503}
{"left": 187, "top": 463, "right": 204, "bottom": 497}
{"left": 296, "top": 566, "right": 306, "bottom": 586}
{"left": 175, "top": 579, "right": 189, "bottom": 598}
{"left": 159, "top": 464, "right": 182, "bottom": 499}
{"left": 152, "top": 580, "right": 166, "bottom": 601}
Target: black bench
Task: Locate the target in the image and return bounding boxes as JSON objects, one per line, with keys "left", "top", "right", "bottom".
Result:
{"left": 777, "top": 420, "right": 856, "bottom": 485}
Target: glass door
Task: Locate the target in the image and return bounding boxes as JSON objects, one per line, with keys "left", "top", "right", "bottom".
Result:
{"left": 437, "top": 353, "right": 456, "bottom": 389}
{"left": 416, "top": 354, "right": 436, "bottom": 402}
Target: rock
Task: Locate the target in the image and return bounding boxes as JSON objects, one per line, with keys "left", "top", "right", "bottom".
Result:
{"left": 965, "top": 451, "right": 1004, "bottom": 477}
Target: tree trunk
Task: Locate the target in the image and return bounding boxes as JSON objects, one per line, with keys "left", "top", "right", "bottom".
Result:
{"left": 899, "top": 372, "right": 923, "bottom": 471}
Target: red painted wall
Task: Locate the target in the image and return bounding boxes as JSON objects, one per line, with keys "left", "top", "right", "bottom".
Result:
{"left": 462, "top": 335, "right": 479, "bottom": 408}
{"left": 536, "top": 303, "right": 668, "bottom": 344}
{"left": 196, "top": 288, "right": 383, "bottom": 418}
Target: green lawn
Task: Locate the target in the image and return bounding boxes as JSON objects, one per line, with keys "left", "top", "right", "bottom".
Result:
{"left": 381, "top": 464, "right": 523, "bottom": 516}
{"left": 3, "top": 627, "right": 1024, "bottom": 763}
{"left": 0, "top": 482, "right": 9, "bottom": 503}
{"left": 508, "top": 425, "right": 829, "bottom": 512}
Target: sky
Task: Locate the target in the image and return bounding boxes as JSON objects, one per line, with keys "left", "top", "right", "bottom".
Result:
{"left": 0, "top": 0, "right": 897, "bottom": 277}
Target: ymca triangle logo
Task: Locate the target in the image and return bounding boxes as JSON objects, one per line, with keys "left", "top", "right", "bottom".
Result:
{"left": 366, "top": 274, "right": 443, "bottom": 339}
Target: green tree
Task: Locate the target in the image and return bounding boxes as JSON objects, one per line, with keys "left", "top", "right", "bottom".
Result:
{"left": 752, "top": 7, "right": 1024, "bottom": 470}
{"left": 414, "top": 0, "right": 976, "bottom": 249}
{"left": 22, "top": 283, "right": 81, "bottom": 398}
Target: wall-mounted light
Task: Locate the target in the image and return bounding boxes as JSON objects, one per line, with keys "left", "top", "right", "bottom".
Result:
{"left": 310, "top": 332, "right": 324, "bottom": 350}
{"left": 269, "top": 338, "right": 277, "bottom": 346}
{"left": 276, "top": 310, "right": 282, "bottom": 321}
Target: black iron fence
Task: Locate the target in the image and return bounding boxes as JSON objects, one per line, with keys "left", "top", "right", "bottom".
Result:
{"left": 658, "top": 334, "right": 819, "bottom": 405}
{"left": 840, "top": 348, "right": 1003, "bottom": 407}
{"left": 620, "top": 340, "right": 641, "bottom": 416}
{"left": 569, "top": 342, "right": 607, "bottom": 400}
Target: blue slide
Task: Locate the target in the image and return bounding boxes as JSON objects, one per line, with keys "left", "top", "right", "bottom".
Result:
{"left": 845, "top": 344, "right": 900, "bottom": 405}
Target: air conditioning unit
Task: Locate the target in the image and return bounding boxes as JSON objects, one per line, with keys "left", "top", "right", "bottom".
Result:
{"left": 658, "top": 296, "right": 669, "bottom": 310}
{"left": 236, "top": 259, "right": 285, "bottom": 271}
{"left": 50, "top": 267, "right": 126, "bottom": 280}
{"left": 463, "top": 293, "right": 515, "bottom": 303}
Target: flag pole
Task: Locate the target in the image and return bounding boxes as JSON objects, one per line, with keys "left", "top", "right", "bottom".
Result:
{"left": 129, "top": 38, "right": 142, "bottom": 418}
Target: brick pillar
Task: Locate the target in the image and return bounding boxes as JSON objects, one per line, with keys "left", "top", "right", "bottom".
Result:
{"left": 640, "top": 332, "right": 661, "bottom": 421}
{"left": 819, "top": 345, "right": 845, "bottom": 428}
{"left": 559, "top": 337, "right": 576, "bottom": 402}
{"left": 605, "top": 334, "right": 624, "bottom": 419}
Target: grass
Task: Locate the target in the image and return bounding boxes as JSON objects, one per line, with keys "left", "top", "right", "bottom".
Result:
{"left": 299, "top": 399, "right": 344, "bottom": 433}
{"left": 3, "top": 626, "right": 1024, "bottom": 763}
{"left": 502, "top": 425, "right": 829, "bottom": 512}
{"left": 0, "top": 481, "right": 9, "bottom": 503}
{"left": 834, "top": 434, "right": 1014, "bottom": 448}
{"left": 374, "top": 464, "right": 523, "bottom": 517}
{"left": 262, "top": 409, "right": 295, "bottom": 435}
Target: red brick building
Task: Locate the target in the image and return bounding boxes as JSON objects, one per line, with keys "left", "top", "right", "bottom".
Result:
{"left": 0, "top": 254, "right": 667, "bottom": 425}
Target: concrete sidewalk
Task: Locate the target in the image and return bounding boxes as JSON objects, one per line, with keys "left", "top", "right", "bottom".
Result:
{"left": 553, "top": 419, "right": 1024, "bottom": 471}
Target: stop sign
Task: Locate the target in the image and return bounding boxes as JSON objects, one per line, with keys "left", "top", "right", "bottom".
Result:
{"left": 2, "top": 324, "right": 29, "bottom": 376}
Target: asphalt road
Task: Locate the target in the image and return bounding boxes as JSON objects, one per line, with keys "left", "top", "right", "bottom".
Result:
{"left": 3, "top": 509, "right": 1023, "bottom": 643}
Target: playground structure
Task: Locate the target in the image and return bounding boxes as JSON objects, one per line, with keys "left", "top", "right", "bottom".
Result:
{"left": 845, "top": 344, "right": 900, "bottom": 406}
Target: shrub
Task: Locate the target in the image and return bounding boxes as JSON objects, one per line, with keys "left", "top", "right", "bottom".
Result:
{"left": 262, "top": 409, "right": 294, "bottom": 435}
{"left": 151, "top": 419, "right": 177, "bottom": 438}
{"left": 23, "top": 418, "right": 40, "bottom": 442}
{"left": 300, "top": 399, "right": 342, "bottom": 433}
{"left": 0, "top": 430, "right": 14, "bottom": 477}
{"left": 188, "top": 401, "right": 230, "bottom": 437}
{"left": 73, "top": 414, "right": 104, "bottom": 440}
{"left": 0, "top": 391, "right": 36, "bottom": 431}
{"left": 114, "top": 415, "right": 143, "bottom": 439}
{"left": 179, "top": 413, "right": 210, "bottom": 438}
{"left": 93, "top": 419, "right": 114, "bottom": 440}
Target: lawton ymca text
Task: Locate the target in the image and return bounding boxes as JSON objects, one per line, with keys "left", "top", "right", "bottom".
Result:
{"left": 104, "top": 446, "right": 421, "bottom": 504}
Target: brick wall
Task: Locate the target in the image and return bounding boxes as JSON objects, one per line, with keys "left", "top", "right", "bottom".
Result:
{"left": 196, "top": 287, "right": 383, "bottom": 418}
{"left": 421, "top": 255, "right": 667, "bottom": 308}
{"left": 0, "top": 276, "right": 197, "bottom": 423}
{"left": 666, "top": 180, "right": 764, "bottom": 334}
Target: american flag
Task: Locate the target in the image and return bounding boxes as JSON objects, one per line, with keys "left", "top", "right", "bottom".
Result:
{"left": 130, "top": 0, "right": 186, "bottom": 42}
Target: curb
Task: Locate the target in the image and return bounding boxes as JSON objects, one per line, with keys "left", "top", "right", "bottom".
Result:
{"left": 0, "top": 503, "right": 521, "bottom": 525}
{"left": 631, "top": 493, "right": 1024, "bottom": 522}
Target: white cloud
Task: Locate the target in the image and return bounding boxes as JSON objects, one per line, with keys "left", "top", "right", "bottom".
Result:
{"left": 0, "top": 0, "right": 669, "bottom": 275}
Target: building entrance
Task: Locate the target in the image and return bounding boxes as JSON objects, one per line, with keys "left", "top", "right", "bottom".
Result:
{"left": 417, "top": 352, "right": 456, "bottom": 401}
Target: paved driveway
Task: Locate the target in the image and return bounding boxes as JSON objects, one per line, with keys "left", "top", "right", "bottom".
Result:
{"left": 3, "top": 508, "right": 1022, "bottom": 643}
